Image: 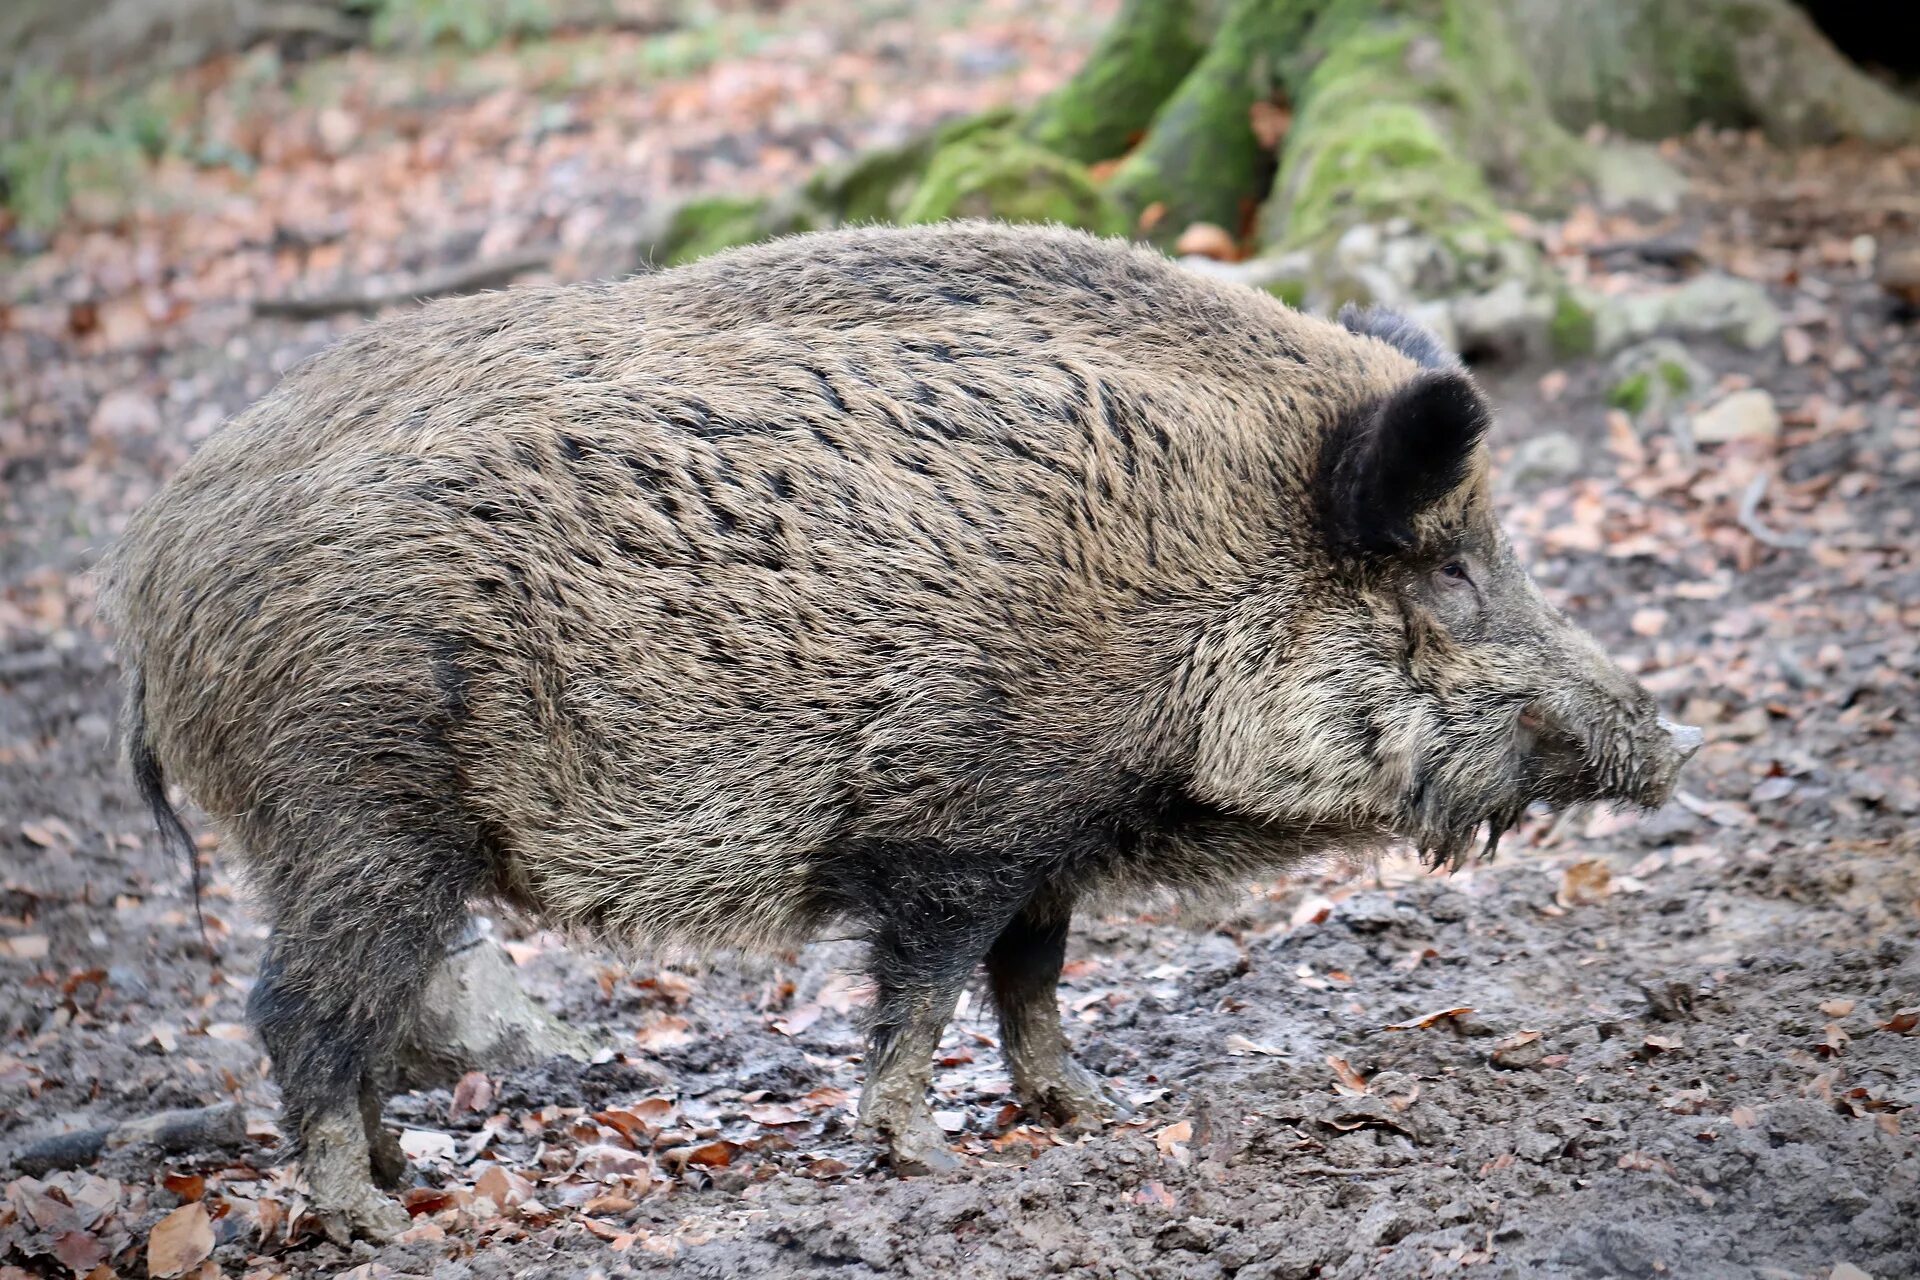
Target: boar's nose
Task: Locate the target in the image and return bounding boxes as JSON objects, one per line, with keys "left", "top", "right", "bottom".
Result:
{"left": 1659, "top": 718, "right": 1704, "bottom": 759}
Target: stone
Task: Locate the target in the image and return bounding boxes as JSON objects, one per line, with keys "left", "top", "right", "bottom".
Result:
{"left": 1449, "top": 278, "right": 1555, "bottom": 362}
{"left": 1689, "top": 389, "right": 1781, "bottom": 445}
{"left": 1594, "top": 273, "right": 1781, "bottom": 353}
{"left": 1505, "top": 431, "right": 1584, "bottom": 488}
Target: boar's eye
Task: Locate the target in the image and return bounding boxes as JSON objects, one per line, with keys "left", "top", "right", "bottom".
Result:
{"left": 1439, "top": 561, "right": 1470, "bottom": 584}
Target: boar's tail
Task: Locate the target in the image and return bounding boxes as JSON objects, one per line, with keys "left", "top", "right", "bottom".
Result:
{"left": 126, "top": 670, "right": 210, "bottom": 955}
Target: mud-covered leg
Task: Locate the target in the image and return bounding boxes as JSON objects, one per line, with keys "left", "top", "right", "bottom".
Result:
{"left": 247, "top": 823, "right": 483, "bottom": 1244}
{"left": 986, "top": 901, "right": 1126, "bottom": 1129}
{"left": 856, "top": 875, "right": 1025, "bottom": 1175}
{"left": 859, "top": 980, "right": 967, "bottom": 1174}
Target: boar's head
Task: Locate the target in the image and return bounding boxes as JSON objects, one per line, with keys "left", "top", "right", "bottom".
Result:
{"left": 1319, "top": 357, "right": 1701, "bottom": 867}
{"left": 1184, "top": 324, "right": 1701, "bottom": 873}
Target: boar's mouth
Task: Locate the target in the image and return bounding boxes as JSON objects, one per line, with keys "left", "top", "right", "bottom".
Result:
{"left": 1408, "top": 701, "right": 1697, "bottom": 874}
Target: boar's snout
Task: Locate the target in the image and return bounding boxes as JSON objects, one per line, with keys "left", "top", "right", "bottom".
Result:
{"left": 1523, "top": 659, "right": 1700, "bottom": 813}
{"left": 1660, "top": 718, "right": 1704, "bottom": 758}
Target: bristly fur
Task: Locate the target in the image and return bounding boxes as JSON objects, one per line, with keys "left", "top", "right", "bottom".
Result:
{"left": 96, "top": 222, "right": 1693, "bottom": 1234}
{"left": 1337, "top": 302, "right": 1459, "bottom": 370}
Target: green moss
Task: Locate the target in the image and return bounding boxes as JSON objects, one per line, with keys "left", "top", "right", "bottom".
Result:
{"left": 1550, "top": 291, "right": 1597, "bottom": 357}
{"left": 0, "top": 69, "right": 187, "bottom": 237}
{"left": 659, "top": 195, "right": 773, "bottom": 266}
{"left": 366, "top": 0, "right": 556, "bottom": 50}
{"left": 1023, "top": 0, "right": 1210, "bottom": 163}
{"left": 1106, "top": 0, "right": 1324, "bottom": 241}
{"left": 1607, "top": 372, "right": 1652, "bottom": 414}
{"left": 1658, "top": 359, "right": 1693, "bottom": 393}
{"left": 898, "top": 130, "right": 1126, "bottom": 236}
{"left": 1266, "top": 277, "right": 1308, "bottom": 309}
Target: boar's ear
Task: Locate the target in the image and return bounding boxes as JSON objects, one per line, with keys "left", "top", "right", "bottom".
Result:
{"left": 1321, "top": 368, "right": 1491, "bottom": 556}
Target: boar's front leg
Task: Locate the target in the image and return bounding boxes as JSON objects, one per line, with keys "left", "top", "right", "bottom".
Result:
{"left": 856, "top": 870, "right": 1029, "bottom": 1175}
{"left": 986, "top": 901, "right": 1125, "bottom": 1128}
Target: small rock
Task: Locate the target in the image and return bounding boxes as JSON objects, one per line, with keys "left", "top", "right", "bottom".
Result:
{"left": 1594, "top": 274, "right": 1780, "bottom": 353}
{"left": 1505, "top": 431, "right": 1584, "bottom": 488}
{"left": 1449, "top": 279, "right": 1555, "bottom": 362}
{"left": 89, "top": 389, "right": 162, "bottom": 438}
{"left": 316, "top": 107, "right": 360, "bottom": 157}
{"left": 1690, "top": 389, "right": 1781, "bottom": 444}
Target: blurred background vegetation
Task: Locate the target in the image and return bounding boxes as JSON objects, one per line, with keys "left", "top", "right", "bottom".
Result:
{"left": 4, "top": 0, "right": 1916, "bottom": 347}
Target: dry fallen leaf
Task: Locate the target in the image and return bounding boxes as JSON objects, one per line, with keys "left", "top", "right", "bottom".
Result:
{"left": 147, "top": 1202, "right": 214, "bottom": 1278}
{"left": 474, "top": 1164, "right": 532, "bottom": 1209}
{"left": 1556, "top": 859, "right": 1613, "bottom": 908}
{"left": 1729, "top": 1105, "right": 1759, "bottom": 1129}
{"left": 1153, "top": 1120, "right": 1193, "bottom": 1160}
{"left": 1383, "top": 1007, "right": 1472, "bottom": 1032}
{"left": 1326, "top": 1056, "right": 1370, "bottom": 1096}
{"left": 450, "top": 1070, "right": 494, "bottom": 1120}
{"left": 1224, "top": 1033, "right": 1287, "bottom": 1057}
{"left": 634, "top": 1015, "right": 694, "bottom": 1051}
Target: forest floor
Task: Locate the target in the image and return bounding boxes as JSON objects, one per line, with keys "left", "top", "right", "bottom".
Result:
{"left": 2, "top": 3, "right": 1918, "bottom": 1277}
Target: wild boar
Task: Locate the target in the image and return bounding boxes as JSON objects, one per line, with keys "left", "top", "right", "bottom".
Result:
{"left": 100, "top": 222, "right": 1700, "bottom": 1239}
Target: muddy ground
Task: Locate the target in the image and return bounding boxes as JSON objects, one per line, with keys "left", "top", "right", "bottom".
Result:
{"left": 3, "top": 6, "right": 1919, "bottom": 1277}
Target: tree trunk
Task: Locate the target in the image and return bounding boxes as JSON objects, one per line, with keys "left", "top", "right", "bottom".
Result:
{"left": 649, "top": 0, "right": 1918, "bottom": 327}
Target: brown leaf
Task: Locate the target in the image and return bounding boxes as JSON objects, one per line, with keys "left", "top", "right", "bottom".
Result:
{"left": 161, "top": 1171, "right": 206, "bottom": 1201}
{"left": 745, "top": 1101, "right": 809, "bottom": 1125}
{"left": 1224, "top": 1033, "right": 1286, "bottom": 1057}
{"left": 1729, "top": 1105, "right": 1759, "bottom": 1129}
{"left": 578, "top": 1143, "right": 649, "bottom": 1181}
{"left": 450, "top": 1070, "right": 494, "bottom": 1120}
{"left": 1556, "top": 859, "right": 1612, "bottom": 908}
{"left": 1383, "top": 1007, "right": 1473, "bottom": 1032}
{"left": 1616, "top": 1150, "right": 1677, "bottom": 1176}
{"left": 474, "top": 1164, "right": 532, "bottom": 1209}
{"left": 1819, "top": 999, "right": 1856, "bottom": 1019}
{"left": 682, "top": 1140, "right": 738, "bottom": 1169}
{"left": 1173, "top": 223, "right": 1240, "bottom": 262}
{"left": 770, "top": 1003, "right": 822, "bottom": 1037}
{"left": 147, "top": 1202, "right": 214, "bottom": 1278}
{"left": 1326, "top": 1056, "right": 1370, "bottom": 1096}
{"left": 634, "top": 1015, "right": 693, "bottom": 1051}
{"left": 53, "top": 1230, "right": 108, "bottom": 1274}
{"left": 1878, "top": 1008, "right": 1918, "bottom": 1034}
{"left": 1248, "top": 100, "right": 1292, "bottom": 150}
{"left": 1153, "top": 1120, "right": 1193, "bottom": 1162}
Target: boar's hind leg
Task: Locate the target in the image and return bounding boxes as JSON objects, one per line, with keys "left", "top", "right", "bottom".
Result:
{"left": 246, "top": 820, "right": 486, "bottom": 1243}
{"left": 986, "top": 902, "right": 1126, "bottom": 1129}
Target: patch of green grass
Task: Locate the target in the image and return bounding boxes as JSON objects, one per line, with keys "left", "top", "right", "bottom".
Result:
{"left": 1, "top": 68, "right": 185, "bottom": 238}
{"left": 357, "top": 0, "right": 557, "bottom": 51}
{"left": 1607, "top": 371, "right": 1652, "bottom": 415}
{"left": 1550, "top": 291, "right": 1597, "bottom": 357}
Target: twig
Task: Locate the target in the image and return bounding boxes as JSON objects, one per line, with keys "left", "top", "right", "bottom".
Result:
{"left": 253, "top": 244, "right": 558, "bottom": 319}
{"left": 10, "top": 1102, "right": 247, "bottom": 1177}
{"left": 1737, "top": 471, "right": 1811, "bottom": 550}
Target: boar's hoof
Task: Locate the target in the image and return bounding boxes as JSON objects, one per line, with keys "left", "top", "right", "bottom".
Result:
{"left": 316, "top": 1185, "right": 411, "bottom": 1245}
{"left": 1023, "top": 1059, "right": 1131, "bottom": 1132}
{"left": 883, "top": 1121, "right": 961, "bottom": 1176}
